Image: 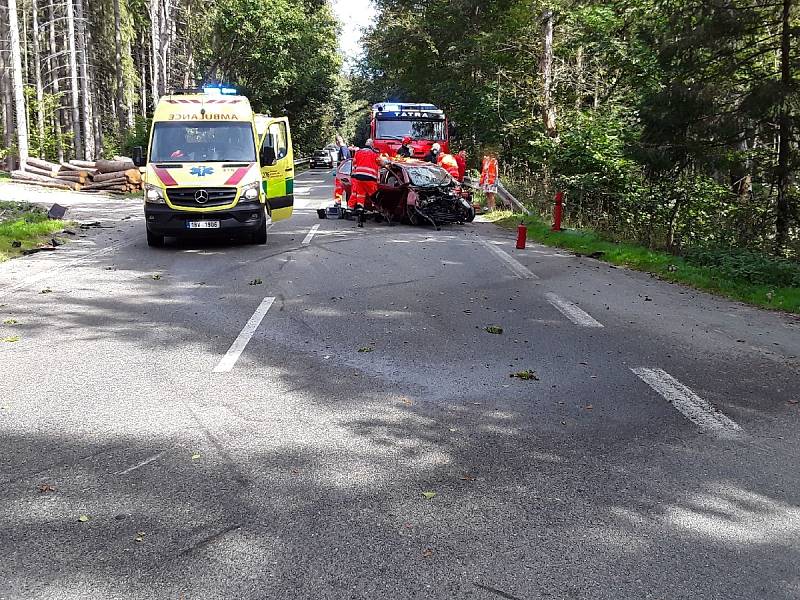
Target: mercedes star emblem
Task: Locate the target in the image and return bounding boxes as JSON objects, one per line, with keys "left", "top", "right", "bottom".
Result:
{"left": 194, "top": 189, "right": 209, "bottom": 204}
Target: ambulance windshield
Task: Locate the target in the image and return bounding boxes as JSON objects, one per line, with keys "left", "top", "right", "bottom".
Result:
{"left": 149, "top": 122, "right": 256, "bottom": 163}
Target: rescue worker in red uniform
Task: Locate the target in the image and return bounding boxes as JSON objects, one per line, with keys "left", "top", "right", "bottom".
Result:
{"left": 437, "top": 152, "right": 461, "bottom": 180}
{"left": 454, "top": 150, "right": 467, "bottom": 182}
{"left": 480, "top": 152, "right": 499, "bottom": 211}
{"left": 350, "top": 139, "right": 386, "bottom": 211}
{"left": 396, "top": 136, "right": 413, "bottom": 158}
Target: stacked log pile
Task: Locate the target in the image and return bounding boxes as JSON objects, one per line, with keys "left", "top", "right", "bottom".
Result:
{"left": 10, "top": 157, "right": 142, "bottom": 194}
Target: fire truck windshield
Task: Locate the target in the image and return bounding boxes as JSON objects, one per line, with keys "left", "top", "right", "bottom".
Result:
{"left": 376, "top": 119, "right": 445, "bottom": 141}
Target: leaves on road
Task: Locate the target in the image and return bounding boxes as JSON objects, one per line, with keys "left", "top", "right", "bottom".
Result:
{"left": 78, "top": 515, "right": 90, "bottom": 522}
{"left": 421, "top": 548, "right": 434, "bottom": 558}
{"left": 40, "top": 288, "right": 52, "bottom": 294}
{"left": 38, "top": 483, "right": 57, "bottom": 493}
{"left": 3, "top": 319, "right": 17, "bottom": 325}
{"left": 135, "top": 531, "right": 145, "bottom": 543}
{"left": 151, "top": 274, "right": 162, "bottom": 280}
{"left": 249, "top": 278, "right": 263, "bottom": 285}
{"left": 510, "top": 370, "right": 539, "bottom": 381}
{"left": 485, "top": 325, "right": 503, "bottom": 334}
{"left": 461, "top": 473, "right": 476, "bottom": 481}
{"left": 191, "top": 453, "right": 201, "bottom": 460}
{"left": 2, "top": 336, "right": 20, "bottom": 343}
{"left": 358, "top": 346, "right": 373, "bottom": 353}
{"left": 421, "top": 491, "right": 437, "bottom": 500}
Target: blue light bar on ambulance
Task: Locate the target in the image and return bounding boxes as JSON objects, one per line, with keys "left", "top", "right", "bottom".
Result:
{"left": 202, "top": 85, "right": 238, "bottom": 96}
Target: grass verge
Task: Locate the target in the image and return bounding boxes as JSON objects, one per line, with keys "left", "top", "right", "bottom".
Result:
{"left": 0, "top": 201, "right": 70, "bottom": 262}
{"left": 485, "top": 210, "right": 800, "bottom": 314}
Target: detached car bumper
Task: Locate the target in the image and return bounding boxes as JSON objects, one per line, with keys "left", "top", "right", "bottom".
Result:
{"left": 144, "top": 202, "right": 266, "bottom": 236}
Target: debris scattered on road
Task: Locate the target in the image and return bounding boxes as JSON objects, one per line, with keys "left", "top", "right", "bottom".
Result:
{"left": 358, "top": 346, "right": 373, "bottom": 353}
{"left": 422, "top": 548, "right": 434, "bottom": 558}
{"left": 21, "top": 245, "right": 57, "bottom": 256}
{"left": 77, "top": 515, "right": 90, "bottom": 523}
{"left": 461, "top": 473, "right": 476, "bottom": 481}
{"left": 421, "top": 491, "right": 437, "bottom": 500}
{"left": 485, "top": 325, "right": 503, "bottom": 334}
{"left": 3, "top": 319, "right": 17, "bottom": 325}
{"left": 134, "top": 531, "right": 146, "bottom": 543}
{"left": 2, "top": 336, "right": 20, "bottom": 343}
{"left": 510, "top": 370, "right": 539, "bottom": 381}
{"left": 40, "top": 288, "right": 52, "bottom": 294}
{"left": 191, "top": 453, "right": 201, "bottom": 460}
{"left": 38, "top": 483, "right": 57, "bottom": 493}
{"left": 151, "top": 273, "right": 162, "bottom": 280}
{"left": 249, "top": 278, "right": 263, "bottom": 285}
{"left": 11, "top": 240, "right": 21, "bottom": 248}
{"left": 584, "top": 405, "right": 594, "bottom": 410}
{"left": 402, "top": 397, "right": 413, "bottom": 406}
{"left": 788, "top": 400, "right": 799, "bottom": 406}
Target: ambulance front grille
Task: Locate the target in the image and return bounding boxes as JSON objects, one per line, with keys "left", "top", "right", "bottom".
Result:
{"left": 166, "top": 187, "right": 238, "bottom": 208}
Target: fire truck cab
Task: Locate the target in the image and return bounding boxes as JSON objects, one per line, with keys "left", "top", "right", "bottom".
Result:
{"left": 370, "top": 102, "right": 448, "bottom": 159}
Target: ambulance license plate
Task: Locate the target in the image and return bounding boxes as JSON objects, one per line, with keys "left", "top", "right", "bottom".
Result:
{"left": 187, "top": 220, "right": 220, "bottom": 229}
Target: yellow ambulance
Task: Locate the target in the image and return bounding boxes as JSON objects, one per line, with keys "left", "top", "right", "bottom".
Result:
{"left": 138, "top": 87, "right": 295, "bottom": 247}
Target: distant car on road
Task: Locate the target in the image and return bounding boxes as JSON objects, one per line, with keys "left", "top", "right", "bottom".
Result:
{"left": 310, "top": 149, "right": 334, "bottom": 169}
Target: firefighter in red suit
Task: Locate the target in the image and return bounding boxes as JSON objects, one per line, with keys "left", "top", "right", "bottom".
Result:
{"left": 350, "top": 139, "right": 386, "bottom": 211}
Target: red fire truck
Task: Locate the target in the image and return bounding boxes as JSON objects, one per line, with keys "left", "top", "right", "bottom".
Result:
{"left": 370, "top": 102, "right": 449, "bottom": 158}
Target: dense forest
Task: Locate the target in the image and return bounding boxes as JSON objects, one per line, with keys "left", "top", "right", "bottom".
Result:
{"left": 358, "top": 0, "right": 799, "bottom": 257}
{"left": 0, "top": 0, "right": 352, "bottom": 164}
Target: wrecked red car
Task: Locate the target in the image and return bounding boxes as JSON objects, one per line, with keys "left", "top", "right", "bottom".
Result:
{"left": 327, "top": 159, "right": 474, "bottom": 228}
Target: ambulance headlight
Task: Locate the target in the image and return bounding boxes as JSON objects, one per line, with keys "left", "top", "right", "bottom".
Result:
{"left": 242, "top": 182, "right": 260, "bottom": 201}
{"left": 144, "top": 184, "right": 165, "bottom": 204}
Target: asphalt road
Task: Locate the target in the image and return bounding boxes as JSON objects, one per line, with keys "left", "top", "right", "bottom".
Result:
{"left": 1, "top": 170, "right": 799, "bottom": 600}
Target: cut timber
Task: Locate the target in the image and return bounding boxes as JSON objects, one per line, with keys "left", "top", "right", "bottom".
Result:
{"left": 58, "top": 162, "right": 91, "bottom": 177}
{"left": 81, "top": 180, "right": 130, "bottom": 191}
{"left": 27, "top": 157, "right": 61, "bottom": 175}
{"left": 68, "top": 159, "right": 96, "bottom": 169}
{"left": 95, "top": 159, "right": 136, "bottom": 174}
{"left": 23, "top": 164, "right": 61, "bottom": 179}
{"left": 92, "top": 170, "right": 128, "bottom": 183}
{"left": 125, "top": 168, "right": 142, "bottom": 184}
{"left": 11, "top": 170, "right": 78, "bottom": 190}
{"left": 55, "top": 173, "right": 86, "bottom": 184}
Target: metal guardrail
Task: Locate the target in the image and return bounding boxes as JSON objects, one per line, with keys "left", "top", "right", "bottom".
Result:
{"left": 294, "top": 157, "right": 311, "bottom": 168}
{"left": 462, "top": 176, "right": 531, "bottom": 215}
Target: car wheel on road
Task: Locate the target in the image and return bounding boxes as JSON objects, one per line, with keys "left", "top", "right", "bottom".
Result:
{"left": 252, "top": 215, "right": 268, "bottom": 244}
{"left": 465, "top": 207, "right": 475, "bottom": 223}
{"left": 146, "top": 229, "right": 165, "bottom": 247}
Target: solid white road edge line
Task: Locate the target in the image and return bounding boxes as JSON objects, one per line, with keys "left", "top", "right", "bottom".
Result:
{"left": 213, "top": 296, "right": 276, "bottom": 373}
{"left": 479, "top": 239, "right": 538, "bottom": 280}
{"left": 544, "top": 292, "right": 604, "bottom": 328}
{"left": 115, "top": 450, "right": 168, "bottom": 475}
{"left": 631, "top": 367, "right": 742, "bottom": 434}
{"left": 302, "top": 224, "right": 320, "bottom": 246}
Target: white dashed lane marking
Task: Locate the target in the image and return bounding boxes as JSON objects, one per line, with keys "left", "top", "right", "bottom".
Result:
{"left": 479, "top": 239, "right": 538, "bottom": 280}
{"left": 632, "top": 367, "right": 743, "bottom": 435}
{"left": 214, "top": 297, "right": 275, "bottom": 373}
{"left": 302, "top": 224, "right": 320, "bottom": 246}
{"left": 545, "top": 292, "right": 604, "bottom": 328}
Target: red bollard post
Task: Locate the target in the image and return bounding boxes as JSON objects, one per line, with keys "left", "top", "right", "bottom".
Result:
{"left": 552, "top": 191, "right": 564, "bottom": 232}
{"left": 516, "top": 221, "right": 527, "bottom": 249}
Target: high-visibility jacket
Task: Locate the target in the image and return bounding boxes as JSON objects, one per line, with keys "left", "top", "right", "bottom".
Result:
{"left": 437, "top": 153, "right": 460, "bottom": 179}
{"left": 480, "top": 156, "right": 498, "bottom": 186}
{"left": 352, "top": 147, "right": 381, "bottom": 180}
{"left": 454, "top": 153, "right": 466, "bottom": 181}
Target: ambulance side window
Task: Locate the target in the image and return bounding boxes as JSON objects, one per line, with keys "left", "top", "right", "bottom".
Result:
{"left": 260, "top": 132, "right": 276, "bottom": 166}
{"left": 270, "top": 122, "right": 288, "bottom": 160}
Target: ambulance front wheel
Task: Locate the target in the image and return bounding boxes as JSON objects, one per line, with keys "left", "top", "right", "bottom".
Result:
{"left": 252, "top": 216, "right": 268, "bottom": 245}
{"left": 146, "top": 229, "right": 165, "bottom": 248}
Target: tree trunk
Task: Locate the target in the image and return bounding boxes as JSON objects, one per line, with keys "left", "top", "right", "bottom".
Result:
{"left": 0, "top": 14, "right": 14, "bottom": 170}
{"left": 575, "top": 46, "right": 583, "bottom": 110}
{"left": 149, "top": 0, "right": 160, "bottom": 104}
{"left": 75, "top": 0, "right": 94, "bottom": 159}
{"left": 8, "top": 0, "right": 30, "bottom": 169}
{"left": 541, "top": 9, "right": 557, "bottom": 138}
{"left": 31, "top": 0, "right": 45, "bottom": 156}
{"left": 113, "top": 0, "right": 126, "bottom": 131}
{"left": 139, "top": 28, "right": 148, "bottom": 116}
{"left": 774, "top": 0, "right": 793, "bottom": 253}
{"left": 65, "top": 0, "right": 83, "bottom": 158}
{"left": 47, "top": 0, "right": 63, "bottom": 161}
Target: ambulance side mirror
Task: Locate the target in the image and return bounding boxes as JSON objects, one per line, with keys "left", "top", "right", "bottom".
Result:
{"left": 260, "top": 146, "right": 276, "bottom": 166}
{"left": 132, "top": 146, "right": 145, "bottom": 167}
